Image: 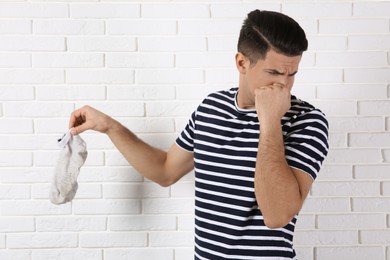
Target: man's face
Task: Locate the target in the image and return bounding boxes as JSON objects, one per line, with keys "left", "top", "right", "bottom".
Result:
{"left": 237, "top": 49, "right": 302, "bottom": 109}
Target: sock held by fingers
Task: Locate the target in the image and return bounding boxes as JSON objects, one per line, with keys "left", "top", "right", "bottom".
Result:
{"left": 50, "top": 130, "right": 88, "bottom": 205}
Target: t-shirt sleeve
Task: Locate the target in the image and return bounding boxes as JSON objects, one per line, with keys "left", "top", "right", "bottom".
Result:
{"left": 284, "top": 109, "right": 329, "bottom": 180}
{"left": 175, "top": 111, "right": 196, "bottom": 152}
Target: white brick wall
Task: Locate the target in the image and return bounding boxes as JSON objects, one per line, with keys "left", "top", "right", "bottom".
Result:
{"left": 0, "top": 1, "right": 389, "bottom": 259}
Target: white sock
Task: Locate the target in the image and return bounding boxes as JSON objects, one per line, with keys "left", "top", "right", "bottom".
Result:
{"left": 50, "top": 132, "right": 88, "bottom": 205}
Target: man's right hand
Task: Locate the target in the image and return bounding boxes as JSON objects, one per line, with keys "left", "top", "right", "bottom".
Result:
{"left": 69, "top": 106, "right": 113, "bottom": 135}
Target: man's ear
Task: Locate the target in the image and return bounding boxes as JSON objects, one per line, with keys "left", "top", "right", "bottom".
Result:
{"left": 235, "top": 52, "right": 250, "bottom": 74}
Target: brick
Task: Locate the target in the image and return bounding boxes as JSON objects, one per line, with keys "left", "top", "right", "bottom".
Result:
{"left": 32, "top": 249, "right": 102, "bottom": 260}
{"left": 353, "top": 2, "right": 390, "bottom": 17}
{"left": 296, "top": 68, "right": 343, "bottom": 84}
{"left": 0, "top": 235, "right": 4, "bottom": 249}
{"left": 352, "top": 198, "right": 390, "bottom": 212}
{"left": 32, "top": 183, "right": 101, "bottom": 200}
{"left": 120, "top": 118, "right": 175, "bottom": 133}
{"left": 308, "top": 100, "right": 357, "bottom": 116}
{"left": 0, "top": 135, "right": 59, "bottom": 150}
{"left": 34, "top": 118, "right": 69, "bottom": 134}
{"left": 326, "top": 148, "right": 381, "bottom": 164}
{"left": 146, "top": 101, "right": 198, "bottom": 117}
{"left": 73, "top": 199, "right": 141, "bottom": 215}
{"left": 177, "top": 215, "right": 194, "bottom": 231}
{"left": 178, "top": 19, "right": 242, "bottom": 35}
{"left": 317, "top": 84, "right": 387, "bottom": 100}
{"left": 108, "top": 85, "right": 175, "bottom": 101}
{"left": 36, "top": 216, "right": 107, "bottom": 232}
{"left": 104, "top": 248, "right": 174, "bottom": 260}
{"left": 103, "top": 183, "right": 169, "bottom": 199}
{"left": 328, "top": 132, "right": 347, "bottom": 148}
{"left": 0, "top": 53, "right": 31, "bottom": 68}
{"left": 0, "top": 3, "right": 68, "bottom": 18}
{"left": 383, "top": 149, "right": 390, "bottom": 163}
{"left": 4, "top": 102, "right": 73, "bottom": 117}
{"left": 34, "top": 150, "right": 104, "bottom": 166}
{"left": 315, "top": 246, "right": 384, "bottom": 260}
{"left": 317, "top": 213, "right": 386, "bottom": 229}
{"left": 381, "top": 182, "right": 390, "bottom": 196}
{"left": 77, "top": 167, "right": 142, "bottom": 183}
{"left": 176, "top": 52, "right": 234, "bottom": 68}
{"left": 80, "top": 232, "right": 147, "bottom": 247}
{"left": 34, "top": 20, "right": 104, "bottom": 35}
{"left": 348, "top": 35, "right": 390, "bottom": 50}
{"left": 294, "top": 247, "right": 313, "bottom": 260}
{"left": 0, "top": 217, "right": 35, "bottom": 232}
{"left": 142, "top": 3, "right": 209, "bottom": 18}
{"left": 345, "top": 68, "right": 390, "bottom": 84}
{"left": 175, "top": 248, "right": 193, "bottom": 260}
{"left": 7, "top": 233, "right": 78, "bottom": 249}
{"left": 0, "top": 69, "right": 64, "bottom": 84}
{"left": 293, "top": 230, "right": 358, "bottom": 245}
{"left": 327, "top": 116, "right": 383, "bottom": 132}
{"left": 205, "top": 68, "right": 238, "bottom": 84}
{"left": 0, "top": 119, "right": 34, "bottom": 133}
{"left": 67, "top": 37, "right": 136, "bottom": 51}
{"left": 349, "top": 133, "right": 390, "bottom": 147}
{"left": 211, "top": 3, "right": 280, "bottom": 18}
{"left": 0, "top": 200, "right": 71, "bottom": 216}
{"left": 107, "top": 20, "right": 176, "bottom": 35}
{"left": 75, "top": 101, "right": 144, "bottom": 117}
{"left": 283, "top": 2, "right": 352, "bottom": 17}
{"left": 307, "top": 35, "right": 347, "bottom": 51}
{"left": 301, "top": 198, "right": 350, "bottom": 213}
{"left": 0, "top": 20, "right": 31, "bottom": 34}
{"left": 0, "top": 168, "right": 51, "bottom": 183}
{"left": 175, "top": 85, "right": 222, "bottom": 101}
{"left": 171, "top": 182, "right": 194, "bottom": 197}
{"left": 294, "top": 214, "right": 315, "bottom": 230}
{"left": 33, "top": 53, "right": 104, "bottom": 68}
{"left": 359, "top": 101, "right": 390, "bottom": 116}
{"left": 316, "top": 52, "right": 387, "bottom": 67}
{"left": 354, "top": 165, "right": 390, "bottom": 179}
{"left": 320, "top": 19, "right": 388, "bottom": 34}
{"left": 0, "top": 86, "right": 34, "bottom": 100}
{"left": 312, "top": 181, "right": 380, "bottom": 197}
{"left": 0, "top": 184, "right": 31, "bottom": 199}
{"left": 138, "top": 37, "right": 206, "bottom": 52}
{"left": 360, "top": 230, "right": 390, "bottom": 244}
{"left": 109, "top": 215, "right": 176, "bottom": 231}
{"left": 149, "top": 231, "right": 194, "bottom": 247}
{"left": 0, "top": 250, "right": 31, "bottom": 260}
{"left": 0, "top": 36, "right": 65, "bottom": 51}
{"left": 106, "top": 53, "right": 174, "bottom": 68}
{"left": 142, "top": 198, "right": 194, "bottom": 214}
{"left": 137, "top": 69, "right": 203, "bottom": 84}
{"left": 36, "top": 85, "right": 106, "bottom": 100}
{"left": 207, "top": 36, "right": 237, "bottom": 51}
{"left": 317, "top": 165, "right": 353, "bottom": 180}
{"left": 71, "top": 3, "right": 140, "bottom": 18}
{"left": 66, "top": 69, "right": 134, "bottom": 84}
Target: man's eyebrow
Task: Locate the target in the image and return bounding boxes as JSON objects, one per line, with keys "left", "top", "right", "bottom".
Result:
{"left": 265, "top": 69, "right": 298, "bottom": 76}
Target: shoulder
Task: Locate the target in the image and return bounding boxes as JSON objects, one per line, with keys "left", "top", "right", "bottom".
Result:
{"left": 289, "top": 96, "right": 328, "bottom": 125}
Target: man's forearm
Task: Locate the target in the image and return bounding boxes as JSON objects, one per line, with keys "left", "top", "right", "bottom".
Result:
{"left": 105, "top": 119, "right": 172, "bottom": 186}
{"left": 254, "top": 120, "right": 302, "bottom": 228}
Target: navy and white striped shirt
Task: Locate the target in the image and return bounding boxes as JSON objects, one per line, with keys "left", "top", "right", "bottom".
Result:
{"left": 176, "top": 88, "right": 329, "bottom": 259}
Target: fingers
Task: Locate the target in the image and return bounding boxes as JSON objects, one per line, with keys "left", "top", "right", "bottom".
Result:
{"left": 69, "top": 106, "right": 90, "bottom": 134}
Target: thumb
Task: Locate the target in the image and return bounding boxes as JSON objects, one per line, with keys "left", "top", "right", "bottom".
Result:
{"left": 70, "top": 123, "right": 91, "bottom": 135}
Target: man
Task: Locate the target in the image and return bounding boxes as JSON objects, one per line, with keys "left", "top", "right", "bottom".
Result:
{"left": 69, "top": 10, "right": 329, "bottom": 259}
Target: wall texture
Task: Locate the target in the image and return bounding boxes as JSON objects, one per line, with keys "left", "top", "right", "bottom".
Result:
{"left": 0, "top": 1, "right": 389, "bottom": 259}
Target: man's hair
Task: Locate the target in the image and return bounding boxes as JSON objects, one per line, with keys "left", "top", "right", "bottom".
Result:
{"left": 238, "top": 10, "right": 308, "bottom": 64}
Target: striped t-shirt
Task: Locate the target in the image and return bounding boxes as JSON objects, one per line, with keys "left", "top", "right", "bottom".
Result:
{"left": 176, "top": 87, "right": 329, "bottom": 259}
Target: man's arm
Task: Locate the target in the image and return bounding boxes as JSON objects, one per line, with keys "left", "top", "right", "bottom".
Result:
{"left": 254, "top": 84, "right": 313, "bottom": 228}
{"left": 69, "top": 106, "right": 194, "bottom": 187}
